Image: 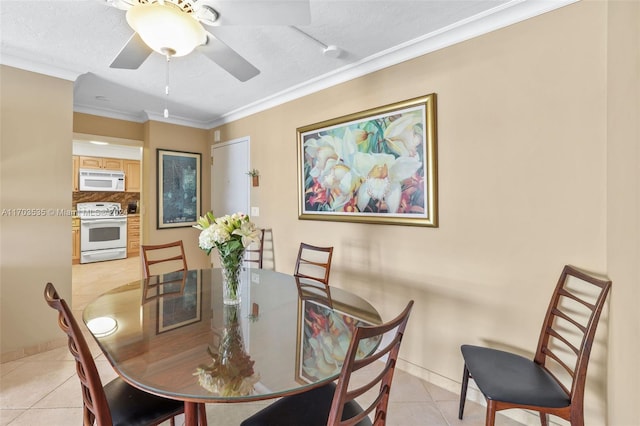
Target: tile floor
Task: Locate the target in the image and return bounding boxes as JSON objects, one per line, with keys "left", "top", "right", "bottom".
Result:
{"left": 0, "top": 257, "right": 521, "bottom": 426}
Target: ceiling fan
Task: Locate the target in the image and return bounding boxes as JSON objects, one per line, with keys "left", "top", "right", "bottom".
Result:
{"left": 105, "top": 0, "right": 311, "bottom": 82}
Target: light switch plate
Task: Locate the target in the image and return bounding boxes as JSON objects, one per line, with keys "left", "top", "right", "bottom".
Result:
{"left": 251, "top": 206, "right": 259, "bottom": 216}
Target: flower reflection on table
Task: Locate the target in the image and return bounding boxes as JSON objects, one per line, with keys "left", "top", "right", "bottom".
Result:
{"left": 194, "top": 305, "right": 259, "bottom": 396}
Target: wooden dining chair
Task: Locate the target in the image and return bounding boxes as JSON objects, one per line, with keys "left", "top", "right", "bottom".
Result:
{"left": 141, "top": 240, "right": 188, "bottom": 278}
{"left": 240, "top": 300, "right": 414, "bottom": 426}
{"left": 44, "top": 282, "right": 186, "bottom": 426}
{"left": 458, "top": 265, "right": 612, "bottom": 426}
{"left": 295, "top": 276, "right": 333, "bottom": 308}
{"left": 244, "top": 228, "right": 266, "bottom": 268}
{"left": 294, "top": 242, "right": 333, "bottom": 286}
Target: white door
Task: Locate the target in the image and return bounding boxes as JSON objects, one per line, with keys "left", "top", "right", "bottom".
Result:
{"left": 211, "top": 137, "right": 250, "bottom": 217}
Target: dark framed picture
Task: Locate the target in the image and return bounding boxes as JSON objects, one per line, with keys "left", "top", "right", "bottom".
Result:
{"left": 157, "top": 270, "right": 201, "bottom": 333}
{"left": 157, "top": 149, "right": 201, "bottom": 229}
{"left": 297, "top": 94, "right": 438, "bottom": 227}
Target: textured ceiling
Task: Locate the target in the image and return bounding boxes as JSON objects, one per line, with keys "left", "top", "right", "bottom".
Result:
{"left": 0, "top": 0, "right": 576, "bottom": 128}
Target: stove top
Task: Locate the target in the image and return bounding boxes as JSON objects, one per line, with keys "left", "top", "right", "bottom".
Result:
{"left": 77, "top": 202, "right": 126, "bottom": 219}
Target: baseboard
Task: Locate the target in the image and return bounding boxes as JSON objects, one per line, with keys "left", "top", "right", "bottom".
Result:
{"left": 1, "top": 337, "right": 67, "bottom": 363}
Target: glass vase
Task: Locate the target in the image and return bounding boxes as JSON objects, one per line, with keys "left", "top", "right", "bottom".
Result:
{"left": 218, "top": 248, "right": 245, "bottom": 305}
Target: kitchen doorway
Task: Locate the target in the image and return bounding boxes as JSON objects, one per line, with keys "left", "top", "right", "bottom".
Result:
{"left": 71, "top": 137, "right": 143, "bottom": 276}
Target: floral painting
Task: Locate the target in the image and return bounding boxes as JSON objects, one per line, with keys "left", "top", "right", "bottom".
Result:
{"left": 297, "top": 94, "right": 437, "bottom": 227}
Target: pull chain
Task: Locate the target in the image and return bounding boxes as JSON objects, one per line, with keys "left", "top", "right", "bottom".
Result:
{"left": 164, "top": 53, "right": 170, "bottom": 118}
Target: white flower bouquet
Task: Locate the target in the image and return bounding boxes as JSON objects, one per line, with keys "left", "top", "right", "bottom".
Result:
{"left": 194, "top": 211, "right": 260, "bottom": 256}
{"left": 194, "top": 212, "right": 260, "bottom": 304}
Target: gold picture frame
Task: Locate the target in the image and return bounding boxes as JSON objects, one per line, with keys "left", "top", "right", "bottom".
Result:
{"left": 297, "top": 94, "right": 437, "bottom": 227}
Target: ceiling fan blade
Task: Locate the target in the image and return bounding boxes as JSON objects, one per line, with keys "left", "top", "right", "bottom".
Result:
{"left": 196, "top": 35, "right": 260, "bottom": 82}
{"left": 201, "top": 0, "right": 310, "bottom": 26}
{"left": 110, "top": 33, "right": 153, "bottom": 70}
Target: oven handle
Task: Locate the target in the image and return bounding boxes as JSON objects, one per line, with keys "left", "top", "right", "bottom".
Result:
{"left": 81, "top": 218, "right": 127, "bottom": 225}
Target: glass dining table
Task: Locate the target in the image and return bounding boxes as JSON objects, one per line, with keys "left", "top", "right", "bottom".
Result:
{"left": 83, "top": 268, "right": 381, "bottom": 426}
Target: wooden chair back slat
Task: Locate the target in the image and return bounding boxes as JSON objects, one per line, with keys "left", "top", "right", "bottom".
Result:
{"left": 294, "top": 243, "right": 333, "bottom": 286}
{"left": 533, "top": 265, "right": 612, "bottom": 417}
{"left": 328, "top": 301, "right": 414, "bottom": 426}
{"left": 141, "top": 240, "right": 188, "bottom": 278}
{"left": 44, "top": 283, "right": 112, "bottom": 426}
{"left": 245, "top": 228, "right": 266, "bottom": 268}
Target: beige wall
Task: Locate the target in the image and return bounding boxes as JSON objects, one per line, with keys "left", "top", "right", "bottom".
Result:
{"left": 72, "top": 114, "right": 212, "bottom": 269}
{"left": 1, "top": 66, "right": 74, "bottom": 359}
{"left": 212, "top": 2, "right": 638, "bottom": 424}
{"left": 0, "top": 105, "right": 211, "bottom": 360}
{"left": 74, "top": 112, "right": 145, "bottom": 141}
{"left": 141, "top": 121, "right": 212, "bottom": 269}
{"left": 606, "top": 1, "right": 640, "bottom": 424}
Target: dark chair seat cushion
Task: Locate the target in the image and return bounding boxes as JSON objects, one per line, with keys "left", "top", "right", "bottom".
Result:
{"left": 104, "top": 377, "right": 184, "bottom": 426}
{"left": 461, "top": 344, "right": 570, "bottom": 408}
{"left": 240, "top": 382, "right": 373, "bottom": 426}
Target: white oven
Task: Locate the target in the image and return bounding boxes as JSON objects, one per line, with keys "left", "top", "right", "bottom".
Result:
{"left": 77, "top": 203, "right": 128, "bottom": 264}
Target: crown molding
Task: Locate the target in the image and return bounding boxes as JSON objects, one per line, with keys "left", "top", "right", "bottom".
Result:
{"left": 74, "top": 103, "right": 212, "bottom": 129}
{"left": 0, "top": 47, "right": 84, "bottom": 81}
{"left": 207, "top": 0, "right": 579, "bottom": 128}
{"left": 73, "top": 103, "right": 148, "bottom": 123}
{"left": 144, "top": 110, "right": 212, "bottom": 129}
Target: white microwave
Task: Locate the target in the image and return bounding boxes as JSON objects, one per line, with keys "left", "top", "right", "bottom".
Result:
{"left": 79, "top": 169, "right": 125, "bottom": 192}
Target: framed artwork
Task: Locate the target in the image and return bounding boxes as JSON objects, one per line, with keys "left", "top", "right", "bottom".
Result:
{"left": 157, "top": 270, "right": 201, "bottom": 333}
{"left": 157, "top": 149, "right": 201, "bottom": 229}
{"left": 295, "top": 299, "right": 379, "bottom": 384}
{"left": 297, "top": 94, "right": 437, "bottom": 227}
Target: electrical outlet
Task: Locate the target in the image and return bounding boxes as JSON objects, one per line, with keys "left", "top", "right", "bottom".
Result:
{"left": 251, "top": 273, "right": 260, "bottom": 284}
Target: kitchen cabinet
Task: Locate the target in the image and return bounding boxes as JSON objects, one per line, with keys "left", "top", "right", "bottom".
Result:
{"left": 79, "top": 156, "right": 124, "bottom": 171}
{"left": 72, "top": 156, "right": 79, "bottom": 191}
{"left": 72, "top": 217, "right": 80, "bottom": 264}
{"left": 127, "top": 215, "right": 140, "bottom": 258}
{"left": 74, "top": 156, "right": 140, "bottom": 191}
{"left": 124, "top": 160, "right": 141, "bottom": 192}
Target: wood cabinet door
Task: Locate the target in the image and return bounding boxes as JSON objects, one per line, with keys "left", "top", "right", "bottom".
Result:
{"left": 103, "top": 157, "right": 124, "bottom": 170}
{"left": 127, "top": 216, "right": 140, "bottom": 257}
{"left": 79, "top": 156, "right": 124, "bottom": 170}
{"left": 72, "top": 226, "right": 80, "bottom": 263}
{"left": 72, "top": 156, "right": 79, "bottom": 191}
{"left": 79, "top": 156, "right": 103, "bottom": 169}
{"left": 127, "top": 238, "right": 140, "bottom": 257}
{"left": 124, "top": 160, "right": 141, "bottom": 192}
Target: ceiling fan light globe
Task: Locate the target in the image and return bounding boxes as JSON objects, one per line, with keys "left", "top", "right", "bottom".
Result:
{"left": 126, "top": 3, "right": 206, "bottom": 57}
